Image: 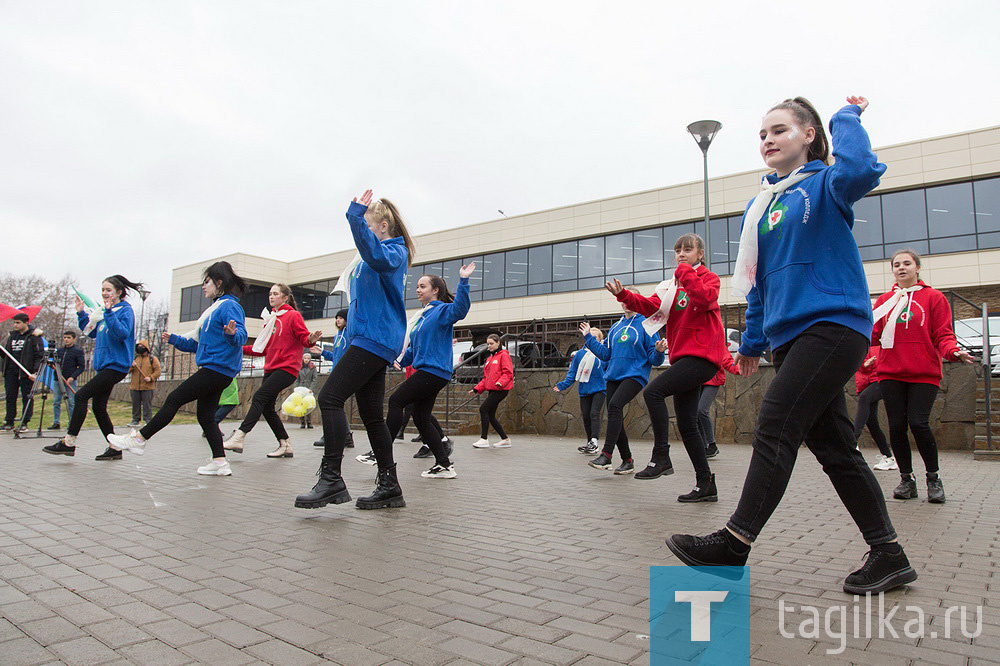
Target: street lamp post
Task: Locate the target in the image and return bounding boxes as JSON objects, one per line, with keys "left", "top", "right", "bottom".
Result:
{"left": 686, "top": 120, "right": 723, "bottom": 271}
{"left": 137, "top": 288, "right": 151, "bottom": 341}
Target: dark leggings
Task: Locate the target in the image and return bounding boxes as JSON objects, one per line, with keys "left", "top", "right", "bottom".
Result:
{"left": 879, "top": 380, "right": 940, "bottom": 476}
{"left": 140, "top": 368, "right": 232, "bottom": 458}
{"left": 601, "top": 379, "right": 644, "bottom": 460}
{"left": 643, "top": 356, "right": 718, "bottom": 474}
{"left": 387, "top": 371, "right": 451, "bottom": 466}
{"left": 5, "top": 372, "right": 33, "bottom": 426}
{"left": 697, "top": 384, "right": 720, "bottom": 447}
{"left": 319, "top": 346, "right": 393, "bottom": 467}
{"left": 479, "top": 390, "right": 509, "bottom": 439}
{"left": 579, "top": 392, "right": 606, "bottom": 441}
{"left": 853, "top": 384, "right": 891, "bottom": 457}
{"left": 239, "top": 369, "right": 296, "bottom": 441}
{"left": 67, "top": 369, "right": 128, "bottom": 438}
{"left": 397, "top": 404, "right": 444, "bottom": 441}
{"left": 726, "top": 323, "right": 897, "bottom": 546}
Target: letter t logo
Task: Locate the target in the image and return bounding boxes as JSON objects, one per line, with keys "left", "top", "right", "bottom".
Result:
{"left": 675, "top": 591, "right": 729, "bottom": 641}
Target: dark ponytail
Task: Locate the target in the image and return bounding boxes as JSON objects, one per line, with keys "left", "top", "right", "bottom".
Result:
{"left": 203, "top": 261, "right": 247, "bottom": 298}
{"left": 104, "top": 275, "right": 145, "bottom": 300}
{"left": 768, "top": 97, "right": 830, "bottom": 165}
{"left": 422, "top": 275, "right": 454, "bottom": 303}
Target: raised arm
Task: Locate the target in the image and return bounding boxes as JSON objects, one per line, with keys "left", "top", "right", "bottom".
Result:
{"left": 826, "top": 97, "right": 888, "bottom": 214}
{"left": 555, "top": 350, "right": 581, "bottom": 391}
{"left": 614, "top": 286, "right": 662, "bottom": 318}
{"left": 443, "top": 274, "right": 472, "bottom": 324}
{"left": 674, "top": 263, "right": 720, "bottom": 309}
{"left": 346, "top": 201, "right": 407, "bottom": 274}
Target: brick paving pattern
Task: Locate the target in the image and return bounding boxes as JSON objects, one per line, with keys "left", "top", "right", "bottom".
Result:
{"left": 1, "top": 424, "right": 997, "bottom": 664}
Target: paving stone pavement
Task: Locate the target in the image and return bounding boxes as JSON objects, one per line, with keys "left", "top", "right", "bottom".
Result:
{"left": 1, "top": 424, "right": 997, "bottom": 665}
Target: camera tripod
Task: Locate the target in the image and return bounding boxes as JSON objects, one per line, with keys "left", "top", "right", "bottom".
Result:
{"left": 11, "top": 350, "right": 76, "bottom": 440}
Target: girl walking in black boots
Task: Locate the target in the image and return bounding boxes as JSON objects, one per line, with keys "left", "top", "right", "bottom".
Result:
{"left": 295, "top": 190, "right": 414, "bottom": 510}
{"left": 667, "top": 96, "right": 918, "bottom": 595}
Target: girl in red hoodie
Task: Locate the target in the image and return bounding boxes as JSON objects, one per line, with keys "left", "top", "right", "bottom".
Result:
{"left": 611, "top": 233, "right": 730, "bottom": 502}
{"left": 469, "top": 334, "right": 514, "bottom": 448}
{"left": 872, "top": 249, "right": 973, "bottom": 503}
{"left": 853, "top": 345, "right": 894, "bottom": 470}
{"left": 224, "top": 284, "right": 321, "bottom": 458}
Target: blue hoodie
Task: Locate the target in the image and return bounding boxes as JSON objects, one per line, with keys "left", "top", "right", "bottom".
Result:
{"left": 739, "top": 105, "right": 885, "bottom": 356}
{"left": 321, "top": 328, "right": 348, "bottom": 369}
{"left": 168, "top": 295, "right": 248, "bottom": 377}
{"left": 555, "top": 348, "right": 607, "bottom": 396}
{"left": 398, "top": 277, "right": 471, "bottom": 380}
{"left": 78, "top": 303, "right": 135, "bottom": 373}
{"left": 584, "top": 314, "right": 664, "bottom": 386}
{"left": 343, "top": 201, "right": 409, "bottom": 364}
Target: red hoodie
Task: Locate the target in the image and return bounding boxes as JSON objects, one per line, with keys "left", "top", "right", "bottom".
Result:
{"left": 616, "top": 263, "right": 729, "bottom": 369}
{"left": 242, "top": 304, "right": 312, "bottom": 377}
{"left": 871, "top": 282, "right": 961, "bottom": 387}
{"left": 475, "top": 349, "right": 513, "bottom": 393}
{"left": 855, "top": 346, "right": 879, "bottom": 394}
{"left": 706, "top": 352, "right": 740, "bottom": 387}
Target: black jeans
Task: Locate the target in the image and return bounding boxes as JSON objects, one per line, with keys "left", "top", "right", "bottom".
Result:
{"left": 579, "top": 392, "right": 606, "bottom": 441}
{"left": 879, "top": 380, "right": 940, "bottom": 476}
{"left": 853, "top": 384, "right": 891, "bottom": 457}
{"left": 318, "top": 346, "right": 393, "bottom": 467}
{"left": 601, "top": 379, "right": 644, "bottom": 460}
{"left": 214, "top": 404, "right": 237, "bottom": 424}
{"left": 68, "top": 369, "right": 128, "bottom": 438}
{"left": 239, "top": 369, "right": 296, "bottom": 441}
{"left": 131, "top": 390, "right": 154, "bottom": 423}
{"left": 4, "top": 372, "right": 33, "bottom": 426}
{"left": 140, "top": 368, "right": 232, "bottom": 458}
{"left": 643, "top": 356, "right": 718, "bottom": 474}
{"left": 727, "top": 323, "right": 897, "bottom": 546}
{"left": 479, "top": 390, "right": 509, "bottom": 439}
{"left": 387, "top": 370, "right": 450, "bottom": 466}
{"left": 697, "top": 384, "right": 720, "bottom": 447}
{"left": 396, "top": 405, "right": 444, "bottom": 441}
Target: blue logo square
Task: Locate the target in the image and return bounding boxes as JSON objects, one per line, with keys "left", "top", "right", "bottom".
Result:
{"left": 650, "top": 566, "right": 753, "bottom": 664}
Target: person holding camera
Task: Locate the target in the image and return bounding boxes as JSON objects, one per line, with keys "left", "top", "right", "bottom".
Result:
{"left": 49, "top": 331, "right": 86, "bottom": 430}
{"left": 128, "top": 339, "right": 161, "bottom": 427}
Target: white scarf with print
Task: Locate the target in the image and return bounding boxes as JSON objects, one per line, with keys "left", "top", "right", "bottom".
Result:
{"left": 576, "top": 350, "right": 597, "bottom": 383}
{"left": 872, "top": 285, "right": 923, "bottom": 349}
{"left": 251, "top": 307, "right": 290, "bottom": 353}
{"left": 332, "top": 253, "right": 362, "bottom": 302}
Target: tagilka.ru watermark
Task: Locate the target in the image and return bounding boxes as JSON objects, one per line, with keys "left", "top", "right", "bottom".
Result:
{"left": 780, "top": 593, "right": 983, "bottom": 655}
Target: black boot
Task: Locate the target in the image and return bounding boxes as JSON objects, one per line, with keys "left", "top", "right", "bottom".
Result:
{"left": 313, "top": 435, "right": 325, "bottom": 447}
{"left": 635, "top": 453, "right": 674, "bottom": 480}
{"left": 345, "top": 431, "right": 355, "bottom": 448}
{"left": 356, "top": 464, "right": 406, "bottom": 509}
{"left": 294, "top": 455, "right": 351, "bottom": 509}
{"left": 678, "top": 473, "right": 718, "bottom": 503}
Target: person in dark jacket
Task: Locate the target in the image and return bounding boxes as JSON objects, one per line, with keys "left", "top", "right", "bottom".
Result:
{"left": 2, "top": 313, "right": 45, "bottom": 430}
{"left": 49, "top": 331, "right": 86, "bottom": 429}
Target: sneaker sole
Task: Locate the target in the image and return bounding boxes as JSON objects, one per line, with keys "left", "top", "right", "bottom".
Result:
{"left": 493, "top": 444, "right": 511, "bottom": 448}
{"left": 842, "top": 566, "right": 917, "bottom": 595}
{"left": 664, "top": 537, "right": 746, "bottom": 579}
{"left": 197, "top": 469, "right": 232, "bottom": 476}
{"left": 927, "top": 496, "right": 946, "bottom": 504}
{"left": 634, "top": 467, "right": 674, "bottom": 480}
{"left": 677, "top": 495, "right": 718, "bottom": 503}
{"left": 294, "top": 489, "right": 352, "bottom": 509}
{"left": 355, "top": 497, "right": 406, "bottom": 509}
{"left": 413, "top": 454, "right": 432, "bottom": 459}
{"left": 588, "top": 463, "right": 613, "bottom": 470}
{"left": 614, "top": 469, "right": 635, "bottom": 475}
{"left": 223, "top": 447, "right": 244, "bottom": 454}
{"left": 266, "top": 453, "right": 294, "bottom": 458}
{"left": 893, "top": 492, "right": 918, "bottom": 500}
{"left": 95, "top": 456, "right": 122, "bottom": 461}
{"left": 43, "top": 449, "right": 76, "bottom": 457}
{"left": 421, "top": 473, "right": 457, "bottom": 479}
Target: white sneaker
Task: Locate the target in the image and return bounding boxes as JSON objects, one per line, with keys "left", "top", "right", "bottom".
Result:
{"left": 356, "top": 450, "right": 377, "bottom": 465}
{"left": 472, "top": 438, "right": 491, "bottom": 448}
{"left": 421, "top": 464, "right": 457, "bottom": 479}
{"left": 223, "top": 429, "right": 245, "bottom": 453}
{"left": 197, "top": 459, "right": 232, "bottom": 476}
{"left": 873, "top": 455, "right": 898, "bottom": 471}
{"left": 107, "top": 432, "right": 146, "bottom": 456}
{"left": 494, "top": 438, "right": 512, "bottom": 448}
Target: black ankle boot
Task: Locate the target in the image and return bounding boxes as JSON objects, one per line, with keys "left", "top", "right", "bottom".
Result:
{"left": 356, "top": 464, "right": 406, "bottom": 509}
{"left": 294, "top": 455, "right": 351, "bottom": 509}
{"left": 678, "top": 473, "right": 718, "bottom": 503}
{"left": 635, "top": 454, "right": 674, "bottom": 480}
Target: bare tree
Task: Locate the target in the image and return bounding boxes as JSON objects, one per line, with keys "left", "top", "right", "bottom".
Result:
{"left": 0, "top": 272, "right": 78, "bottom": 342}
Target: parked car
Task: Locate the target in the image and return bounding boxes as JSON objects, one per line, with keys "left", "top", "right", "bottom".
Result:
{"left": 954, "top": 316, "right": 1000, "bottom": 374}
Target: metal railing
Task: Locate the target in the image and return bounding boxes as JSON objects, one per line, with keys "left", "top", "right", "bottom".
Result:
{"left": 943, "top": 292, "right": 994, "bottom": 452}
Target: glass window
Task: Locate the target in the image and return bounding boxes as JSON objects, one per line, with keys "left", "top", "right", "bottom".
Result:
{"left": 528, "top": 283, "right": 549, "bottom": 296}
{"left": 441, "top": 260, "right": 462, "bottom": 287}
{"left": 552, "top": 241, "right": 578, "bottom": 282}
{"left": 293, "top": 280, "right": 343, "bottom": 320}
{"left": 857, "top": 245, "right": 884, "bottom": 262}
{"left": 552, "top": 279, "right": 577, "bottom": 293}
{"left": 664, "top": 222, "right": 694, "bottom": 271}
{"left": 979, "top": 231, "right": 1000, "bottom": 249}
{"left": 633, "top": 228, "right": 663, "bottom": 276}
{"left": 578, "top": 237, "right": 604, "bottom": 278}
{"left": 505, "top": 249, "right": 528, "bottom": 287}
{"left": 881, "top": 190, "right": 927, "bottom": 243}
{"left": 727, "top": 215, "right": 743, "bottom": 263}
{"left": 179, "top": 285, "right": 212, "bottom": 322}
{"left": 974, "top": 177, "right": 1000, "bottom": 233}
{"left": 528, "top": 246, "right": 552, "bottom": 285}
{"left": 404, "top": 265, "right": 422, "bottom": 308}
{"left": 707, "top": 217, "right": 728, "bottom": 269}
{"left": 483, "top": 252, "right": 505, "bottom": 290}
{"left": 929, "top": 235, "right": 977, "bottom": 254}
{"left": 242, "top": 285, "right": 270, "bottom": 318}
{"left": 424, "top": 262, "right": 443, "bottom": 278}
{"left": 605, "top": 232, "right": 633, "bottom": 279}
{"left": 483, "top": 288, "right": 504, "bottom": 301}
{"left": 886, "top": 240, "right": 928, "bottom": 257}
{"left": 852, "top": 195, "right": 883, "bottom": 247}
{"left": 506, "top": 285, "right": 527, "bottom": 298}
{"left": 463, "top": 256, "right": 484, "bottom": 293}
{"left": 927, "top": 182, "right": 975, "bottom": 238}
{"left": 578, "top": 276, "right": 605, "bottom": 290}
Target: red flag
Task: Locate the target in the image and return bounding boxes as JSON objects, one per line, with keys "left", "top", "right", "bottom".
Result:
{"left": 0, "top": 304, "right": 42, "bottom": 322}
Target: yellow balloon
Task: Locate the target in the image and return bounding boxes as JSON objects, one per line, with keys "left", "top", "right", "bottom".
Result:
{"left": 288, "top": 393, "right": 303, "bottom": 405}
{"left": 302, "top": 396, "right": 316, "bottom": 410}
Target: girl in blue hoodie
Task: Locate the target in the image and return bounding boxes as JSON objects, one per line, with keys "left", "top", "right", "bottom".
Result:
{"left": 107, "top": 262, "right": 248, "bottom": 477}
{"left": 295, "top": 189, "right": 415, "bottom": 511}
{"left": 666, "top": 96, "right": 915, "bottom": 597}
{"left": 386, "top": 264, "right": 474, "bottom": 479}
{"left": 43, "top": 275, "right": 143, "bottom": 460}
{"left": 554, "top": 328, "right": 606, "bottom": 454}
{"left": 580, "top": 291, "right": 665, "bottom": 475}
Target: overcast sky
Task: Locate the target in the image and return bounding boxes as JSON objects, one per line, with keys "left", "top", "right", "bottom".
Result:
{"left": 2, "top": 1, "right": 999, "bottom": 311}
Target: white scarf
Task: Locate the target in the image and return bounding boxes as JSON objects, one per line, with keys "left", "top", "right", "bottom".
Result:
{"left": 332, "top": 253, "right": 362, "bottom": 301}
{"left": 251, "top": 307, "right": 290, "bottom": 353}
{"left": 82, "top": 303, "right": 126, "bottom": 336}
{"left": 184, "top": 298, "right": 226, "bottom": 342}
{"left": 872, "top": 285, "right": 923, "bottom": 349}
{"left": 396, "top": 303, "right": 433, "bottom": 363}
{"left": 576, "top": 350, "right": 597, "bottom": 383}
{"left": 732, "top": 167, "right": 814, "bottom": 298}
{"left": 641, "top": 263, "right": 702, "bottom": 335}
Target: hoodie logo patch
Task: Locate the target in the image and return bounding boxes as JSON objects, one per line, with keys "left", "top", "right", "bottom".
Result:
{"left": 675, "top": 291, "right": 689, "bottom": 310}
{"left": 763, "top": 201, "right": 789, "bottom": 234}
{"left": 97, "top": 322, "right": 105, "bottom": 333}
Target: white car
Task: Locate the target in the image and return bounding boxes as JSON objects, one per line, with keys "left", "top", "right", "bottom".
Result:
{"left": 954, "top": 317, "right": 1000, "bottom": 375}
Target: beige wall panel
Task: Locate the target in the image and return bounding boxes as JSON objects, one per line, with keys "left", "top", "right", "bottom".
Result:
{"left": 878, "top": 142, "right": 923, "bottom": 162}
{"left": 921, "top": 134, "right": 971, "bottom": 155}
{"left": 969, "top": 128, "right": 1000, "bottom": 148}
{"left": 600, "top": 196, "right": 630, "bottom": 211}
{"left": 922, "top": 150, "right": 973, "bottom": 173}
{"left": 599, "top": 207, "right": 629, "bottom": 225}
